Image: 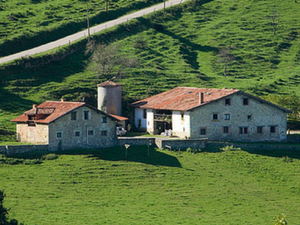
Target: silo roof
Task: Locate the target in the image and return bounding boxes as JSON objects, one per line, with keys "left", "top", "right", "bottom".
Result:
{"left": 97, "top": 81, "right": 122, "bottom": 87}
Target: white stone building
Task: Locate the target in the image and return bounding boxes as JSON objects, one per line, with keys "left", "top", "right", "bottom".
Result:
{"left": 131, "top": 87, "right": 291, "bottom": 142}
{"left": 11, "top": 100, "right": 117, "bottom": 150}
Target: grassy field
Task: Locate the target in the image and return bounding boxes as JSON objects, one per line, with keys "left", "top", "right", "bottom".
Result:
{"left": 1, "top": 0, "right": 300, "bottom": 140}
{"left": 0, "top": 0, "right": 162, "bottom": 56}
{"left": 1, "top": 146, "right": 300, "bottom": 224}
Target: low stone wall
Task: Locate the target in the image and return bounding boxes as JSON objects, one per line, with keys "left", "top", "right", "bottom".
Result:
{"left": 0, "top": 145, "right": 49, "bottom": 156}
{"left": 207, "top": 141, "right": 300, "bottom": 151}
{"left": 117, "top": 137, "right": 156, "bottom": 147}
{"left": 157, "top": 139, "right": 207, "bottom": 150}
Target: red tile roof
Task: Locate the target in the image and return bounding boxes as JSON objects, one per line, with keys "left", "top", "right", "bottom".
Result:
{"left": 131, "top": 87, "right": 240, "bottom": 111}
{"left": 131, "top": 87, "right": 292, "bottom": 113}
{"left": 109, "top": 114, "right": 128, "bottom": 121}
{"left": 12, "top": 101, "right": 86, "bottom": 124}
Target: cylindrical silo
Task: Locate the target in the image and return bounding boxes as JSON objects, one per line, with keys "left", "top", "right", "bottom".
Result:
{"left": 97, "top": 81, "right": 122, "bottom": 116}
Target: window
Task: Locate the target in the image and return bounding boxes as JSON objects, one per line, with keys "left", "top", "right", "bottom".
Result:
{"left": 270, "top": 126, "right": 277, "bottom": 133}
{"left": 224, "top": 114, "right": 230, "bottom": 120}
{"left": 88, "top": 130, "right": 94, "bottom": 136}
{"left": 84, "top": 111, "right": 89, "bottom": 120}
{"left": 247, "top": 114, "right": 252, "bottom": 120}
{"left": 239, "top": 127, "right": 249, "bottom": 134}
{"left": 243, "top": 98, "right": 249, "bottom": 105}
{"left": 223, "top": 126, "right": 230, "bottom": 134}
{"left": 57, "top": 132, "right": 62, "bottom": 138}
{"left": 200, "top": 128, "right": 206, "bottom": 135}
{"left": 181, "top": 113, "right": 184, "bottom": 120}
{"left": 102, "top": 117, "right": 107, "bottom": 123}
{"left": 71, "top": 111, "right": 77, "bottom": 120}
{"left": 143, "top": 109, "right": 147, "bottom": 119}
{"left": 225, "top": 98, "right": 231, "bottom": 106}
{"left": 213, "top": 114, "right": 218, "bottom": 120}
{"left": 101, "top": 130, "right": 108, "bottom": 136}
{"left": 75, "top": 131, "right": 80, "bottom": 137}
{"left": 257, "top": 126, "right": 263, "bottom": 134}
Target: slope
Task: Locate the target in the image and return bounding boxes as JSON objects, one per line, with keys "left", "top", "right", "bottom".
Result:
{"left": 1, "top": 0, "right": 300, "bottom": 140}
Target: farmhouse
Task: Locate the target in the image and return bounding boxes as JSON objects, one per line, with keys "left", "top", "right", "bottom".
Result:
{"left": 131, "top": 87, "right": 291, "bottom": 142}
{"left": 11, "top": 99, "right": 117, "bottom": 150}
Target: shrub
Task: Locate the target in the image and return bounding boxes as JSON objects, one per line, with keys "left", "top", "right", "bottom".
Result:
{"left": 186, "top": 147, "right": 201, "bottom": 154}
{"left": 41, "top": 153, "right": 59, "bottom": 161}
{"left": 273, "top": 213, "right": 288, "bottom": 225}
{"left": 220, "top": 145, "right": 241, "bottom": 151}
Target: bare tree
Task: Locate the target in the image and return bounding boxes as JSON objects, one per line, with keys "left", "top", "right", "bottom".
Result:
{"left": 270, "top": 10, "right": 279, "bottom": 35}
{"left": 86, "top": 41, "right": 138, "bottom": 81}
{"left": 217, "top": 48, "right": 234, "bottom": 77}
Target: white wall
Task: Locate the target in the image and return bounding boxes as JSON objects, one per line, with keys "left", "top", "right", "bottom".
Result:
{"left": 146, "top": 109, "right": 154, "bottom": 133}
{"left": 172, "top": 111, "right": 190, "bottom": 138}
{"left": 134, "top": 108, "right": 147, "bottom": 130}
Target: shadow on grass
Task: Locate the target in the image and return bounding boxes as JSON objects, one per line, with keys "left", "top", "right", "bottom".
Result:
{"left": 6, "top": 145, "right": 182, "bottom": 168}
{"left": 241, "top": 147, "right": 300, "bottom": 161}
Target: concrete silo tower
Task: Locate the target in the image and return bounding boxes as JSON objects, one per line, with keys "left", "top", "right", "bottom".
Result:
{"left": 97, "top": 81, "right": 122, "bottom": 116}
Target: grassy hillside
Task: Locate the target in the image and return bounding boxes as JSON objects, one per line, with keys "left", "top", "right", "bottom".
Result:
{"left": 1, "top": 146, "right": 300, "bottom": 224}
{"left": 0, "top": 0, "right": 162, "bottom": 56}
{"left": 1, "top": 0, "right": 300, "bottom": 140}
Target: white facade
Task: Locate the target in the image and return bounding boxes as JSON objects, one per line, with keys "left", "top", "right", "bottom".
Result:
{"left": 172, "top": 111, "right": 190, "bottom": 138}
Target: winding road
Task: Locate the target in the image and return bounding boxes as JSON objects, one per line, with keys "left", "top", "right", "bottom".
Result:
{"left": 0, "top": 0, "right": 189, "bottom": 65}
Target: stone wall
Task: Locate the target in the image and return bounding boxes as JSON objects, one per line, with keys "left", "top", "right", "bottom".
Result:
{"left": 207, "top": 141, "right": 300, "bottom": 151}
{"left": 156, "top": 139, "right": 207, "bottom": 150}
{"left": 0, "top": 145, "right": 49, "bottom": 156}
{"left": 117, "top": 137, "right": 156, "bottom": 147}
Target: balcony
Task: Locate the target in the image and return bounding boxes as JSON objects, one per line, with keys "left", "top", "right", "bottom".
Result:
{"left": 154, "top": 114, "right": 172, "bottom": 123}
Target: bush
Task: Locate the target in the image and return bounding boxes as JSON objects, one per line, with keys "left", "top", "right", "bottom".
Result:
{"left": 0, "top": 190, "right": 24, "bottom": 225}
{"left": 186, "top": 147, "right": 201, "bottom": 154}
{"left": 41, "top": 153, "right": 59, "bottom": 161}
{"left": 273, "top": 213, "right": 288, "bottom": 225}
{"left": 220, "top": 145, "right": 241, "bottom": 151}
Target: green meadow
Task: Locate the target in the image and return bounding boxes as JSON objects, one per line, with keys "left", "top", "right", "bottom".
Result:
{"left": 0, "top": 0, "right": 162, "bottom": 56}
{"left": 1, "top": 146, "right": 300, "bottom": 224}
{"left": 1, "top": 0, "right": 300, "bottom": 141}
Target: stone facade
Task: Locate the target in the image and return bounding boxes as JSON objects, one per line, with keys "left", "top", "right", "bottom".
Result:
{"left": 132, "top": 87, "right": 290, "bottom": 142}
{"left": 12, "top": 102, "right": 117, "bottom": 151}
{"left": 48, "top": 106, "right": 116, "bottom": 150}
{"left": 190, "top": 92, "right": 288, "bottom": 142}
{"left": 16, "top": 123, "right": 48, "bottom": 144}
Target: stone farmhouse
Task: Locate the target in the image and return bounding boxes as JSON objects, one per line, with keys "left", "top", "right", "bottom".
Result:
{"left": 131, "top": 87, "right": 291, "bottom": 142}
{"left": 11, "top": 99, "right": 117, "bottom": 151}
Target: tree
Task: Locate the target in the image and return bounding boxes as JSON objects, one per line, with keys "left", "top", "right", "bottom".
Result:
{"left": 217, "top": 48, "right": 234, "bottom": 77}
{"left": 0, "top": 190, "right": 23, "bottom": 225}
{"left": 270, "top": 10, "right": 279, "bottom": 35}
{"left": 86, "top": 41, "right": 138, "bottom": 81}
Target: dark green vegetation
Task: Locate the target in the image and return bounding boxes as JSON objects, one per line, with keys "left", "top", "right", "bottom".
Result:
{"left": 0, "top": 190, "right": 23, "bottom": 225}
{"left": 1, "top": 146, "right": 300, "bottom": 224}
{"left": 1, "top": 0, "right": 300, "bottom": 141}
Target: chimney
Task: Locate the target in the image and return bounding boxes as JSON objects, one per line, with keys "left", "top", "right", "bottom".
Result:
{"left": 33, "top": 104, "right": 38, "bottom": 109}
{"left": 61, "top": 98, "right": 66, "bottom": 102}
{"left": 199, "top": 92, "right": 204, "bottom": 104}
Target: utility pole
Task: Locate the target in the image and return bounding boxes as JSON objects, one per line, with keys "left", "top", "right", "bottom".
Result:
{"left": 163, "top": 0, "right": 166, "bottom": 16}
